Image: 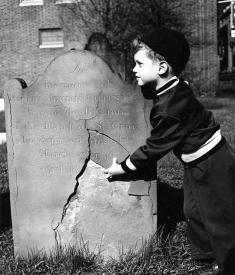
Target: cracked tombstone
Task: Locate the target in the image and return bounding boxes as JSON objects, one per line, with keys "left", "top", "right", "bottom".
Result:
{"left": 4, "top": 50, "right": 157, "bottom": 259}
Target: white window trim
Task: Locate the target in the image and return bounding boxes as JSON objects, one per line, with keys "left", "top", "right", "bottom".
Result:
{"left": 39, "top": 44, "right": 64, "bottom": 49}
{"left": 0, "top": 99, "right": 4, "bottom": 112}
{"left": 19, "top": 0, "right": 43, "bottom": 6}
{"left": 0, "top": 133, "right": 6, "bottom": 144}
{"left": 55, "top": 0, "right": 80, "bottom": 4}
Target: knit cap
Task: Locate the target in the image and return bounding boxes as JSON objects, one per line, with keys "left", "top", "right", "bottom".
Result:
{"left": 140, "top": 28, "right": 190, "bottom": 74}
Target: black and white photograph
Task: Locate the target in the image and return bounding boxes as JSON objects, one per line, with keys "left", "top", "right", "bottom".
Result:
{"left": 0, "top": 1, "right": 235, "bottom": 274}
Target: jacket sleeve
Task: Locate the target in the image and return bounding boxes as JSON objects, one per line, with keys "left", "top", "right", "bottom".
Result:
{"left": 130, "top": 114, "right": 188, "bottom": 169}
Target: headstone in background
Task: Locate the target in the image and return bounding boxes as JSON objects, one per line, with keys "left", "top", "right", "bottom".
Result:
{"left": 4, "top": 50, "right": 157, "bottom": 259}
{"left": 85, "top": 32, "right": 126, "bottom": 80}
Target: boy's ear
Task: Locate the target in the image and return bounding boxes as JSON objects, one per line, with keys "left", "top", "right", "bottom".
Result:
{"left": 157, "top": 61, "right": 169, "bottom": 75}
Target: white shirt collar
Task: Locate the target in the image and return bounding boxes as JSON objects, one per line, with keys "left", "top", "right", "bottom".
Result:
{"left": 156, "top": 76, "right": 179, "bottom": 96}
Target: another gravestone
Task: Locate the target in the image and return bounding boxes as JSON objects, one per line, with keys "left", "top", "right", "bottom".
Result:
{"left": 4, "top": 50, "right": 157, "bottom": 258}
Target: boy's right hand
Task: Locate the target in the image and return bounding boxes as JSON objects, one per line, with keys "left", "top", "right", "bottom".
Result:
{"left": 103, "top": 157, "right": 125, "bottom": 180}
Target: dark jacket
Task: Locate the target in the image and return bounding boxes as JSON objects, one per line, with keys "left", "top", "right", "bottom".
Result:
{"left": 130, "top": 79, "right": 220, "bottom": 170}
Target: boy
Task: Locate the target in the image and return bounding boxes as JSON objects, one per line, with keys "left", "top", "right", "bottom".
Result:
{"left": 104, "top": 28, "right": 235, "bottom": 274}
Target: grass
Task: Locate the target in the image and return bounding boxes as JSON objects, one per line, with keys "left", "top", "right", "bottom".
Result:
{"left": 0, "top": 94, "right": 234, "bottom": 274}
{"left": 0, "top": 224, "right": 213, "bottom": 275}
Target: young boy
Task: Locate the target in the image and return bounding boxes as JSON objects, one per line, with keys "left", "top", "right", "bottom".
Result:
{"left": 104, "top": 28, "right": 235, "bottom": 274}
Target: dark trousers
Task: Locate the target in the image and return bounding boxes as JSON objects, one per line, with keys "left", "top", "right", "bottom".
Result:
{"left": 183, "top": 139, "right": 235, "bottom": 273}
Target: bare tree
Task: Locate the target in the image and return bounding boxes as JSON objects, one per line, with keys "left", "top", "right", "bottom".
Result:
{"left": 58, "top": 0, "right": 183, "bottom": 80}
{"left": 60, "top": 0, "right": 183, "bottom": 52}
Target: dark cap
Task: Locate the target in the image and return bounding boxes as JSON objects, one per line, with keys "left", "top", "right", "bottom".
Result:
{"left": 140, "top": 28, "right": 190, "bottom": 74}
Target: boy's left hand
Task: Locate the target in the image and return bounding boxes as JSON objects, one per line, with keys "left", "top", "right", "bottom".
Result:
{"left": 104, "top": 157, "right": 125, "bottom": 180}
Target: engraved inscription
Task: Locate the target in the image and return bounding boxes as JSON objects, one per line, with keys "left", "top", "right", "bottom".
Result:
{"left": 40, "top": 163, "right": 77, "bottom": 176}
{"left": 39, "top": 136, "right": 83, "bottom": 145}
{"left": 111, "top": 122, "right": 142, "bottom": 130}
{"left": 5, "top": 49, "right": 152, "bottom": 257}
{"left": 100, "top": 109, "right": 128, "bottom": 116}
{"left": 91, "top": 152, "right": 112, "bottom": 162}
{"left": 40, "top": 149, "right": 70, "bottom": 158}
{"left": 45, "top": 82, "right": 82, "bottom": 89}
{"left": 43, "top": 121, "right": 88, "bottom": 130}
{"left": 70, "top": 64, "right": 82, "bottom": 73}
{"left": 10, "top": 95, "right": 41, "bottom": 103}
{"left": 49, "top": 94, "right": 121, "bottom": 103}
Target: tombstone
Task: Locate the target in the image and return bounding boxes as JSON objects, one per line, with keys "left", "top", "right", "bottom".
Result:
{"left": 4, "top": 50, "right": 157, "bottom": 259}
{"left": 85, "top": 32, "right": 125, "bottom": 80}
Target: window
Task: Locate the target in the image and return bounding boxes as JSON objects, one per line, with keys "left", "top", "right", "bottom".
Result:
{"left": 218, "top": 1, "right": 235, "bottom": 73}
{"left": 55, "top": 0, "right": 80, "bottom": 3}
{"left": 39, "top": 29, "right": 64, "bottom": 49}
{"left": 19, "top": 0, "right": 43, "bottom": 6}
{"left": 0, "top": 99, "right": 4, "bottom": 112}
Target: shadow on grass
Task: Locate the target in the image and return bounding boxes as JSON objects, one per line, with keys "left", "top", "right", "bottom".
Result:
{"left": 0, "top": 193, "right": 11, "bottom": 230}
{"left": 157, "top": 178, "right": 184, "bottom": 240}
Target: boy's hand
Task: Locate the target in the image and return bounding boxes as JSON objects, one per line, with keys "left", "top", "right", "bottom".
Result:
{"left": 104, "top": 157, "right": 125, "bottom": 180}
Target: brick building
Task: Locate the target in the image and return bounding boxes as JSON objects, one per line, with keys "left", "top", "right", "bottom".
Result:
{"left": 0, "top": 0, "right": 91, "bottom": 97}
{"left": 218, "top": 0, "right": 235, "bottom": 89}
{"left": 0, "top": 0, "right": 234, "bottom": 96}
{"left": 173, "top": 0, "right": 219, "bottom": 94}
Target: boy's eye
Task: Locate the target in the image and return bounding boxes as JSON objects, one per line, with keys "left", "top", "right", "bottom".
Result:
{"left": 137, "top": 62, "right": 143, "bottom": 67}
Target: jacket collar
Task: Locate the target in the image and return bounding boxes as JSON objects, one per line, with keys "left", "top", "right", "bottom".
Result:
{"left": 156, "top": 76, "right": 179, "bottom": 96}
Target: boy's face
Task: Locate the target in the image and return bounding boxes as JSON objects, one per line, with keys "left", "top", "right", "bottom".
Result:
{"left": 133, "top": 49, "right": 160, "bottom": 86}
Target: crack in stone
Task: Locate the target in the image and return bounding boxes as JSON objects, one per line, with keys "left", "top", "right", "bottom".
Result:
{"left": 62, "top": 121, "right": 91, "bottom": 223}
{"left": 7, "top": 94, "right": 14, "bottom": 161}
{"left": 52, "top": 81, "right": 115, "bottom": 247}
{"left": 53, "top": 120, "right": 91, "bottom": 247}
{"left": 52, "top": 83, "right": 152, "bottom": 247}
{"left": 147, "top": 180, "right": 157, "bottom": 229}
{"left": 52, "top": 86, "right": 104, "bottom": 245}
{"left": 53, "top": 117, "right": 131, "bottom": 246}
{"left": 88, "top": 129, "right": 129, "bottom": 154}
{"left": 7, "top": 93, "right": 18, "bottom": 216}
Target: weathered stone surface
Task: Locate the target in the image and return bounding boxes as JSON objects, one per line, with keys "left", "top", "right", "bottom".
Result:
{"left": 4, "top": 50, "right": 157, "bottom": 258}
{"left": 57, "top": 160, "right": 156, "bottom": 259}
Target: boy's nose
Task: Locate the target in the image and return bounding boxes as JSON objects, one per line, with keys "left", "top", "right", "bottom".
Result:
{"left": 133, "top": 66, "right": 137, "bottom": 73}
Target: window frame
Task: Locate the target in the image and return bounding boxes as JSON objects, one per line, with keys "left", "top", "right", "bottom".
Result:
{"left": 55, "top": 0, "right": 79, "bottom": 4}
{"left": 39, "top": 28, "right": 64, "bottom": 49}
{"left": 19, "top": 0, "right": 43, "bottom": 7}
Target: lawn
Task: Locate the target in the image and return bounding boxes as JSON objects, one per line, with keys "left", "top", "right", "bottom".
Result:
{"left": 0, "top": 95, "right": 234, "bottom": 274}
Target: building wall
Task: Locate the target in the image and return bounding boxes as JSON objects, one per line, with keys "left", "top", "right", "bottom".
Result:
{"left": 0, "top": 0, "right": 221, "bottom": 96}
{"left": 0, "top": 0, "right": 90, "bottom": 97}
{"left": 217, "top": 1, "right": 235, "bottom": 92}
{"left": 173, "top": 0, "right": 219, "bottom": 95}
